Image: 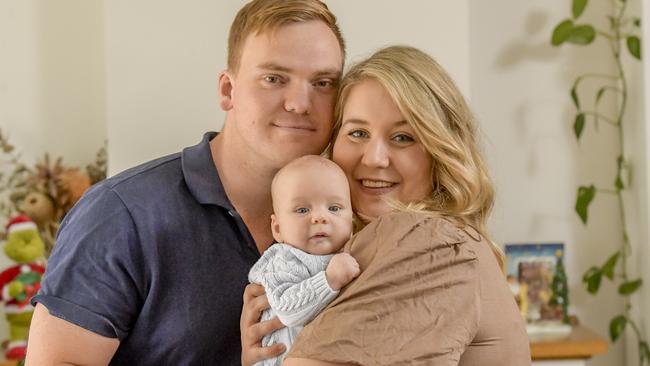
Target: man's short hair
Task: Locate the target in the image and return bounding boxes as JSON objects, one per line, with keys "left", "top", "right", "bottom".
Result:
{"left": 228, "top": 0, "right": 345, "bottom": 73}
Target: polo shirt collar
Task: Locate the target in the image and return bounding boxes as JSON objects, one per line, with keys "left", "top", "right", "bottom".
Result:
{"left": 181, "top": 132, "right": 233, "bottom": 209}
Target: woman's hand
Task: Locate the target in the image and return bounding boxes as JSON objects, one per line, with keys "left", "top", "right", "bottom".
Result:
{"left": 241, "top": 283, "right": 287, "bottom": 366}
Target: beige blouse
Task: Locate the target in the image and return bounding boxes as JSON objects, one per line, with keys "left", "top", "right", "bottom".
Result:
{"left": 287, "top": 211, "right": 531, "bottom": 366}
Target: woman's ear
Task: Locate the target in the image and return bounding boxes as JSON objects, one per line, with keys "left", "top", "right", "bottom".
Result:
{"left": 270, "top": 214, "right": 282, "bottom": 243}
{"left": 218, "top": 70, "right": 235, "bottom": 111}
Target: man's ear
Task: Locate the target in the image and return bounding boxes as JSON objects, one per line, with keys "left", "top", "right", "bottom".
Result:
{"left": 218, "top": 70, "right": 235, "bottom": 111}
{"left": 270, "top": 214, "right": 282, "bottom": 243}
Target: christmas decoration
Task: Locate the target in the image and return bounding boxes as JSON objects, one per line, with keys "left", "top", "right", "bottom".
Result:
{"left": 0, "top": 215, "right": 45, "bottom": 360}
{"left": 0, "top": 128, "right": 107, "bottom": 256}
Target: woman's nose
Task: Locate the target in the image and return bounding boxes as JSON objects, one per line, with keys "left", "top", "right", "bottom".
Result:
{"left": 361, "top": 139, "right": 390, "bottom": 168}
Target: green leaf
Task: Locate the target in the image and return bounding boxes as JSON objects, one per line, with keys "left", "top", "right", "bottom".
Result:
{"left": 596, "top": 87, "right": 606, "bottom": 103}
{"left": 574, "top": 113, "right": 586, "bottom": 140}
{"left": 619, "top": 278, "right": 643, "bottom": 295}
{"left": 602, "top": 252, "right": 620, "bottom": 280}
{"left": 634, "top": 18, "right": 641, "bottom": 27}
{"left": 572, "top": 0, "right": 588, "bottom": 18}
{"left": 615, "top": 175, "right": 624, "bottom": 190}
{"left": 552, "top": 20, "right": 574, "bottom": 46}
{"left": 640, "top": 341, "right": 650, "bottom": 362}
{"left": 607, "top": 16, "right": 616, "bottom": 29}
{"left": 575, "top": 185, "right": 596, "bottom": 224}
{"left": 615, "top": 156, "right": 625, "bottom": 190}
{"left": 583, "top": 266, "right": 602, "bottom": 294}
{"left": 627, "top": 36, "right": 641, "bottom": 60}
{"left": 568, "top": 25, "right": 596, "bottom": 45}
{"left": 571, "top": 87, "right": 580, "bottom": 109}
{"left": 610, "top": 315, "right": 627, "bottom": 342}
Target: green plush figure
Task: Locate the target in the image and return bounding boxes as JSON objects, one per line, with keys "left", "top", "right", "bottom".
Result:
{"left": 0, "top": 215, "right": 46, "bottom": 360}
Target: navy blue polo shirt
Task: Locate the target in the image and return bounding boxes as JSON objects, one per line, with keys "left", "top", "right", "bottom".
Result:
{"left": 33, "top": 132, "right": 261, "bottom": 365}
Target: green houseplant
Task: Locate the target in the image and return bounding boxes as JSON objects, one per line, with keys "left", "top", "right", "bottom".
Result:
{"left": 550, "top": 0, "right": 648, "bottom": 364}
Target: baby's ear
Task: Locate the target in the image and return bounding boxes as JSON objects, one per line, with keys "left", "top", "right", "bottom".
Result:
{"left": 270, "top": 214, "right": 282, "bottom": 243}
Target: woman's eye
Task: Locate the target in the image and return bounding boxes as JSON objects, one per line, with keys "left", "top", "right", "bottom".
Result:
{"left": 393, "top": 134, "right": 415, "bottom": 143}
{"left": 348, "top": 130, "right": 368, "bottom": 139}
{"left": 295, "top": 207, "right": 309, "bottom": 214}
{"left": 328, "top": 206, "right": 341, "bottom": 213}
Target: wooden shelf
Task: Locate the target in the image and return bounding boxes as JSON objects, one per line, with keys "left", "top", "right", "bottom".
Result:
{"left": 530, "top": 325, "right": 608, "bottom": 360}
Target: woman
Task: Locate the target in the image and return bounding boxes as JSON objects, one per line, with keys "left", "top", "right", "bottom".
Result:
{"left": 243, "top": 45, "right": 530, "bottom": 365}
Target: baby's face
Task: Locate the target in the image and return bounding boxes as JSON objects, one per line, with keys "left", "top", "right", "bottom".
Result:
{"left": 272, "top": 163, "right": 353, "bottom": 255}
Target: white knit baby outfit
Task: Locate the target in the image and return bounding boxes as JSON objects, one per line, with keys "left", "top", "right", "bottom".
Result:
{"left": 248, "top": 243, "right": 339, "bottom": 366}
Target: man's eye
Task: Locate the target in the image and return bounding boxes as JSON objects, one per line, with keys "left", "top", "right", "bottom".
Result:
{"left": 328, "top": 206, "right": 341, "bottom": 212}
{"left": 314, "top": 79, "right": 334, "bottom": 88}
{"left": 295, "top": 207, "right": 309, "bottom": 214}
{"left": 264, "top": 75, "right": 281, "bottom": 84}
{"left": 348, "top": 130, "right": 368, "bottom": 138}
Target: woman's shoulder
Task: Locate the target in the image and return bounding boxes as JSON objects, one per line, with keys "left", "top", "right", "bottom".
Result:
{"left": 367, "top": 210, "right": 478, "bottom": 246}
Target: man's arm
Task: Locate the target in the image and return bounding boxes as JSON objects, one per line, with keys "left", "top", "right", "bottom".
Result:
{"left": 25, "top": 304, "right": 119, "bottom": 366}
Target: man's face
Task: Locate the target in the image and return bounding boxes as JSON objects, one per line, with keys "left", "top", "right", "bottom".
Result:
{"left": 221, "top": 21, "right": 343, "bottom": 168}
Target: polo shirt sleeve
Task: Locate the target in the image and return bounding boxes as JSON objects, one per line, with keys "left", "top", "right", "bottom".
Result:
{"left": 31, "top": 185, "right": 146, "bottom": 340}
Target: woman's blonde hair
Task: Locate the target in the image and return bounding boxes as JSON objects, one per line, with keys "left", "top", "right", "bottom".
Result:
{"left": 332, "top": 45, "right": 504, "bottom": 268}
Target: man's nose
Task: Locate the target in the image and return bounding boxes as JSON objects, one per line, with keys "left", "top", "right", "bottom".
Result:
{"left": 284, "top": 82, "right": 312, "bottom": 115}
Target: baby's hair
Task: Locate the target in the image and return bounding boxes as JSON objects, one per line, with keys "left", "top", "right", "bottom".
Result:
{"left": 271, "top": 155, "right": 348, "bottom": 212}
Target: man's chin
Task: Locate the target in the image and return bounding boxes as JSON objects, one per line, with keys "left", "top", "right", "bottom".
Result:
{"left": 276, "top": 146, "right": 327, "bottom": 165}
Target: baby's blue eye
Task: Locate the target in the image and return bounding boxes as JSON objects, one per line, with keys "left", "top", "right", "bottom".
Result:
{"left": 328, "top": 206, "right": 341, "bottom": 212}
{"left": 295, "top": 207, "right": 309, "bottom": 214}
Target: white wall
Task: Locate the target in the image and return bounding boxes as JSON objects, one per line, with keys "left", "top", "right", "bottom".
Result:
{"left": 640, "top": 0, "right": 650, "bottom": 356}
{"left": 623, "top": 0, "right": 649, "bottom": 362}
{"left": 104, "top": 0, "right": 471, "bottom": 174}
{"left": 468, "top": 1, "right": 636, "bottom": 365}
{"left": 0, "top": 0, "right": 107, "bottom": 348}
{"left": 0, "top": 0, "right": 106, "bottom": 166}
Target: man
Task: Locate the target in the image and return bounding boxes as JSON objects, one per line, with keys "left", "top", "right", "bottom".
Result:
{"left": 25, "top": 1, "right": 345, "bottom": 364}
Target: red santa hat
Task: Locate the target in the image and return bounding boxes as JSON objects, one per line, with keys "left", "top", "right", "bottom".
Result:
{"left": 5, "top": 215, "right": 37, "bottom": 234}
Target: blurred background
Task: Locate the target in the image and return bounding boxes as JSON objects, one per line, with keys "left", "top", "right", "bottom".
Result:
{"left": 0, "top": 1, "right": 648, "bottom": 365}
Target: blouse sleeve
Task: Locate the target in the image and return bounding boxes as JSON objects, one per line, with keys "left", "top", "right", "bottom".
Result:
{"left": 288, "top": 211, "right": 481, "bottom": 366}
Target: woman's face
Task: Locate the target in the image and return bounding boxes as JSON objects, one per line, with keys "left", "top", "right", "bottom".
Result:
{"left": 332, "top": 79, "right": 434, "bottom": 218}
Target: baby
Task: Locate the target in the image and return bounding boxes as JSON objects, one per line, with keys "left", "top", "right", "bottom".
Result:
{"left": 248, "top": 155, "right": 360, "bottom": 366}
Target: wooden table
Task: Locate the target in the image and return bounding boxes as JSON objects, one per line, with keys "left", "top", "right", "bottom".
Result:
{"left": 530, "top": 325, "right": 608, "bottom": 365}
